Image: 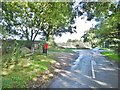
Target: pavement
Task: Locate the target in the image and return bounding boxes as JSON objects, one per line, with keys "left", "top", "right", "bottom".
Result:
{"left": 48, "top": 49, "right": 119, "bottom": 88}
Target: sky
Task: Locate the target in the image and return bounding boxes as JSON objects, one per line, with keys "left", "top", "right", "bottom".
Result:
{"left": 54, "top": 0, "right": 98, "bottom": 43}
{"left": 54, "top": 16, "right": 98, "bottom": 43}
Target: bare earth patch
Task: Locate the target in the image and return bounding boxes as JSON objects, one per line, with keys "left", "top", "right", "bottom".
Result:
{"left": 49, "top": 52, "right": 78, "bottom": 70}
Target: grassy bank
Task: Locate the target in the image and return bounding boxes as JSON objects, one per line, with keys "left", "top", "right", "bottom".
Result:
{"left": 2, "top": 53, "right": 56, "bottom": 88}
{"left": 48, "top": 47, "right": 91, "bottom": 53}
{"left": 101, "top": 51, "right": 119, "bottom": 62}
{"left": 48, "top": 48, "right": 75, "bottom": 53}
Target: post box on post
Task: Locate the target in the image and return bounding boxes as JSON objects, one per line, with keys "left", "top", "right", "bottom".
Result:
{"left": 43, "top": 43, "right": 48, "bottom": 55}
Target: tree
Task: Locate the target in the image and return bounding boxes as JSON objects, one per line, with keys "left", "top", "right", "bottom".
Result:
{"left": 1, "top": 2, "right": 75, "bottom": 48}
{"left": 38, "top": 2, "right": 75, "bottom": 41}
{"left": 67, "top": 39, "right": 72, "bottom": 43}
{"left": 75, "top": 2, "right": 120, "bottom": 49}
{"left": 82, "top": 28, "right": 100, "bottom": 48}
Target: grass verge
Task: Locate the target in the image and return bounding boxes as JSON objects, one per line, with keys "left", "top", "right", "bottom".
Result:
{"left": 2, "top": 53, "right": 55, "bottom": 88}
{"left": 101, "top": 51, "right": 119, "bottom": 62}
{"left": 48, "top": 48, "right": 76, "bottom": 53}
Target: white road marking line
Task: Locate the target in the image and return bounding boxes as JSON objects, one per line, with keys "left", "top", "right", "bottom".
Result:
{"left": 91, "top": 60, "right": 96, "bottom": 79}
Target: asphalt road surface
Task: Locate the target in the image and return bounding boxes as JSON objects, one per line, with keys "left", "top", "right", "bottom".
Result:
{"left": 48, "top": 49, "right": 119, "bottom": 88}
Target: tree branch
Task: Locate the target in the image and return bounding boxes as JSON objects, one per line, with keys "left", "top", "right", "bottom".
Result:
{"left": 32, "top": 29, "right": 39, "bottom": 42}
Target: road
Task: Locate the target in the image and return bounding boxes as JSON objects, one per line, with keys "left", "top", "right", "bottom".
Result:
{"left": 48, "top": 49, "right": 119, "bottom": 88}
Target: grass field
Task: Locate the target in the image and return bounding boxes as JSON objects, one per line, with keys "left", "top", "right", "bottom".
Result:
{"left": 101, "top": 51, "right": 119, "bottom": 62}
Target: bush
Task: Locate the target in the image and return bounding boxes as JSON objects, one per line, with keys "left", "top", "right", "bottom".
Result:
{"left": 2, "top": 41, "right": 26, "bottom": 67}
{"left": 20, "top": 47, "right": 31, "bottom": 55}
{"left": 76, "top": 44, "right": 79, "bottom": 49}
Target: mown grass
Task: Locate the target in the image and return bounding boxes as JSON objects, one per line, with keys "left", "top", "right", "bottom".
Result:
{"left": 48, "top": 48, "right": 75, "bottom": 53}
{"left": 99, "top": 48, "right": 109, "bottom": 50}
{"left": 2, "top": 53, "right": 55, "bottom": 88}
{"left": 48, "top": 47, "right": 91, "bottom": 53}
{"left": 101, "top": 51, "right": 119, "bottom": 62}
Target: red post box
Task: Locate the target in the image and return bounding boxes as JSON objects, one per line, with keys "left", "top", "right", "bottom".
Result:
{"left": 43, "top": 43, "right": 48, "bottom": 55}
{"left": 44, "top": 43, "right": 48, "bottom": 49}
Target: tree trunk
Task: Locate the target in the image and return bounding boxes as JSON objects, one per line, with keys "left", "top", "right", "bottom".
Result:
{"left": 46, "top": 34, "right": 49, "bottom": 41}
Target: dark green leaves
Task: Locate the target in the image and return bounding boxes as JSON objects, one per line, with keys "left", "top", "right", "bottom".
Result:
{"left": 2, "top": 2, "right": 74, "bottom": 41}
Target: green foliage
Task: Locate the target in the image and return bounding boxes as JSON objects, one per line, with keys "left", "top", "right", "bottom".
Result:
{"left": 80, "top": 2, "right": 119, "bottom": 49}
{"left": 101, "top": 51, "right": 119, "bottom": 62}
{"left": 48, "top": 48, "right": 74, "bottom": 53}
{"left": 2, "top": 72, "right": 29, "bottom": 88}
{"left": 2, "top": 40, "right": 25, "bottom": 67}
{"left": 2, "top": 2, "right": 74, "bottom": 42}
{"left": 2, "top": 53, "right": 55, "bottom": 88}
{"left": 82, "top": 28, "right": 99, "bottom": 47}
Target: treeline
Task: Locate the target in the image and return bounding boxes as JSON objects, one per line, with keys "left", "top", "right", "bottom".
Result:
{"left": 74, "top": 2, "right": 120, "bottom": 52}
